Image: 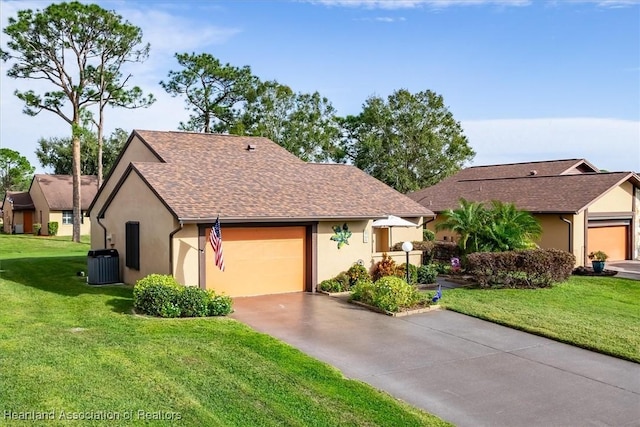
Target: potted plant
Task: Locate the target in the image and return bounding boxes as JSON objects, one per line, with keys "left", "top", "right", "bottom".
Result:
{"left": 588, "top": 251, "right": 608, "bottom": 273}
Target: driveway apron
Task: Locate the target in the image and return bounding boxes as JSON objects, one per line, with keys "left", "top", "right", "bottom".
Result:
{"left": 231, "top": 293, "right": 640, "bottom": 427}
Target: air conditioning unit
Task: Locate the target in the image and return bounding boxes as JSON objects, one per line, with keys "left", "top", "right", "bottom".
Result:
{"left": 14, "top": 224, "right": 23, "bottom": 234}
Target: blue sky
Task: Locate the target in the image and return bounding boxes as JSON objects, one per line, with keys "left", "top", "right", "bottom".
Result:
{"left": 1, "top": 0, "right": 639, "bottom": 173}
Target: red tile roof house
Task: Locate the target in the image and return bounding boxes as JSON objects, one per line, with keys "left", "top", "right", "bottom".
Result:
{"left": 407, "top": 159, "right": 640, "bottom": 266}
{"left": 2, "top": 175, "right": 97, "bottom": 236}
{"left": 87, "top": 130, "right": 434, "bottom": 297}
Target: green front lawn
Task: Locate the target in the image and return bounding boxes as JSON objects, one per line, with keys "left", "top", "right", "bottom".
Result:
{"left": 441, "top": 276, "right": 640, "bottom": 362}
{"left": 0, "top": 234, "right": 448, "bottom": 426}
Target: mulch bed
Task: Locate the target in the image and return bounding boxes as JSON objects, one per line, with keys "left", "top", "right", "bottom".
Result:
{"left": 572, "top": 266, "right": 618, "bottom": 277}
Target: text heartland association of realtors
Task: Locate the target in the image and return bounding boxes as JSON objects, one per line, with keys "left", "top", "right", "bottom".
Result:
{"left": 3, "top": 409, "right": 182, "bottom": 421}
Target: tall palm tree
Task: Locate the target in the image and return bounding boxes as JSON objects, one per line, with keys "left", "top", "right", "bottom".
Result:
{"left": 437, "top": 199, "right": 543, "bottom": 254}
{"left": 436, "top": 199, "right": 489, "bottom": 254}
{"left": 485, "top": 201, "right": 542, "bottom": 251}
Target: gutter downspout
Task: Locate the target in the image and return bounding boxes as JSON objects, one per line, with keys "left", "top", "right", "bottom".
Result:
{"left": 560, "top": 216, "right": 573, "bottom": 256}
{"left": 169, "top": 219, "right": 184, "bottom": 275}
{"left": 97, "top": 215, "right": 108, "bottom": 248}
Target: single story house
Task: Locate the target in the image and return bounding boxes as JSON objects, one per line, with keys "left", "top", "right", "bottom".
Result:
{"left": 87, "top": 130, "right": 434, "bottom": 297}
{"left": 2, "top": 191, "right": 35, "bottom": 234}
{"left": 1, "top": 175, "right": 98, "bottom": 236}
{"left": 407, "top": 159, "right": 640, "bottom": 265}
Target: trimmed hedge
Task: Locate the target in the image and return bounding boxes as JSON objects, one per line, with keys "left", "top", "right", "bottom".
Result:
{"left": 390, "top": 241, "right": 434, "bottom": 252}
{"left": 133, "top": 274, "right": 233, "bottom": 317}
{"left": 466, "top": 249, "right": 575, "bottom": 288}
{"left": 351, "top": 276, "right": 427, "bottom": 313}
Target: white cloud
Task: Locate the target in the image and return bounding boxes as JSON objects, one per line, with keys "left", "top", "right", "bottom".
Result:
{"left": 462, "top": 118, "right": 640, "bottom": 172}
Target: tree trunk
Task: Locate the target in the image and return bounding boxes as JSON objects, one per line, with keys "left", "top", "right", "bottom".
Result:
{"left": 97, "top": 107, "right": 104, "bottom": 188}
{"left": 72, "top": 132, "right": 82, "bottom": 243}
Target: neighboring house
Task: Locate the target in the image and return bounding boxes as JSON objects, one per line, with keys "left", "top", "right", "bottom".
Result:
{"left": 1, "top": 175, "right": 98, "bottom": 236}
{"left": 408, "top": 159, "right": 640, "bottom": 265}
{"left": 2, "top": 191, "right": 35, "bottom": 234}
{"left": 87, "top": 130, "right": 434, "bottom": 297}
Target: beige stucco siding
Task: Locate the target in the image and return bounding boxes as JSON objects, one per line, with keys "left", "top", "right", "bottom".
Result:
{"left": 316, "top": 219, "right": 423, "bottom": 282}
{"left": 45, "top": 211, "right": 92, "bottom": 237}
{"left": 588, "top": 182, "right": 633, "bottom": 213}
{"left": 90, "top": 135, "right": 161, "bottom": 248}
{"left": 427, "top": 217, "right": 457, "bottom": 243}
{"left": 535, "top": 214, "right": 570, "bottom": 252}
{"left": 317, "top": 220, "right": 372, "bottom": 282}
{"left": 100, "top": 172, "right": 175, "bottom": 285}
{"left": 172, "top": 224, "right": 200, "bottom": 287}
{"left": 574, "top": 211, "right": 587, "bottom": 265}
{"left": 29, "top": 179, "right": 51, "bottom": 234}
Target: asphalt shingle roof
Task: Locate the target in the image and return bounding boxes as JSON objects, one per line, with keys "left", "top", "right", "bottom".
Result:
{"left": 34, "top": 175, "right": 98, "bottom": 210}
{"left": 127, "top": 130, "right": 434, "bottom": 221}
{"left": 408, "top": 159, "right": 638, "bottom": 214}
{"left": 2, "top": 191, "right": 34, "bottom": 211}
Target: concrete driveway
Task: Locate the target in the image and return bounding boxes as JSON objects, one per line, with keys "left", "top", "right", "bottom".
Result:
{"left": 231, "top": 293, "right": 640, "bottom": 427}
{"left": 608, "top": 260, "right": 640, "bottom": 280}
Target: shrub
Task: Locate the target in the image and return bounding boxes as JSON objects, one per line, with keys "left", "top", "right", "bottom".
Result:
{"left": 434, "top": 261, "right": 452, "bottom": 275}
{"left": 178, "top": 286, "right": 210, "bottom": 317}
{"left": 318, "top": 279, "right": 343, "bottom": 293}
{"left": 47, "top": 221, "right": 58, "bottom": 236}
{"left": 372, "top": 253, "right": 397, "bottom": 281}
{"left": 350, "top": 278, "right": 376, "bottom": 305}
{"left": 423, "top": 229, "right": 436, "bottom": 241}
{"left": 346, "top": 263, "right": 370, "bottom": 287}
{"left": 352, "top": 276, "right": 426, "bottom": 313}
{"left": 207, "top": 291, "right": 233, "bottom": 316}
{"left": 32, "top": 223, "right": 41, "bottom": 236}
{"left": 133, "top": 274, "right": 183, "bottom": 318}
{"left": 397, "top": 263, "right": 418, "bottom": 284}
{"left": 134, "top": 274, "right": 233, "bottom": 317}
{"left": 432, "top": 241, "right": 461, "bottom": 261}
{"left": 466, "top": 249, "right": 575, "bottom": 288}
{"left": 417, "top": 264, "right": 438, "bottom": 284}
{"left": 334, "top": 271, "right": 351, "bottom": 290}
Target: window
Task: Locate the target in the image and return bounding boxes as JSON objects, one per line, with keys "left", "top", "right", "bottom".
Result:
{"left": 62, "top": 210, "right": 84, "bottom": 225}
{"left": 62, "top": 211, "right": 73, "bottom": 225}
{"left": 126, "top": 221, "right": 140, "bottom": 270}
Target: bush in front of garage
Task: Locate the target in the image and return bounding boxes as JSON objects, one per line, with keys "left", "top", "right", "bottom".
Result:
{"left": 134, "top": 274, "right": 233, "bottom": 317}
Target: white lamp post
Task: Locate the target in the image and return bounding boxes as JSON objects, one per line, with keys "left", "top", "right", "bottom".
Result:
{"left": 401, "top": 241, "right": 413, "bottom": 283}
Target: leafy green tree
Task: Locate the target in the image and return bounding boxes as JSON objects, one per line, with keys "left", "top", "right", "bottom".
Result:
{"left": 342, "top": 89, "right": 474, "bottom": 193}
{"left": 160, "top": 52, "right": 259, "bottom": 133}
{"left": 236, "top": 80, "right": 343, "bottom": 162}
{"left": 0, "top": 148, "right": 35, "bottom": 201}
{"left": 36, "top": 128, "right": 128, "bottom": 176}
{"left": 2, "top": 1, "right": 150, "bottom": 242}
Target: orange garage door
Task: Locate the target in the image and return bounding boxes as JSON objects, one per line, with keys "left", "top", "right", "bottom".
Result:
{"left": 587, "top": 225, "right": 628, "bottom": 261}
{"left": 206, "top": 226, "right": 306, "bottom": 297}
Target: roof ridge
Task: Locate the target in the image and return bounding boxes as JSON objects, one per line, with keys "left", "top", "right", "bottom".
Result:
{"left": 457, "top": 172, "right": 629, "bottom": 183}
{"left": 467, "top": 158, "right": 584, "bottom": 169}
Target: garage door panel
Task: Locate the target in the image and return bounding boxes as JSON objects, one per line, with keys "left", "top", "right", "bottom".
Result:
{"left": 206, "top": 226, "right": 306, "bottom": 297}
{"left": 587, "top": 226, "right": 628, "bottom": 261}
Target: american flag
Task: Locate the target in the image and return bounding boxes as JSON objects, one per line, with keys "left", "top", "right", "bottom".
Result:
{"left": 209, "top": 216, "right": 225, "bottom": 271}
